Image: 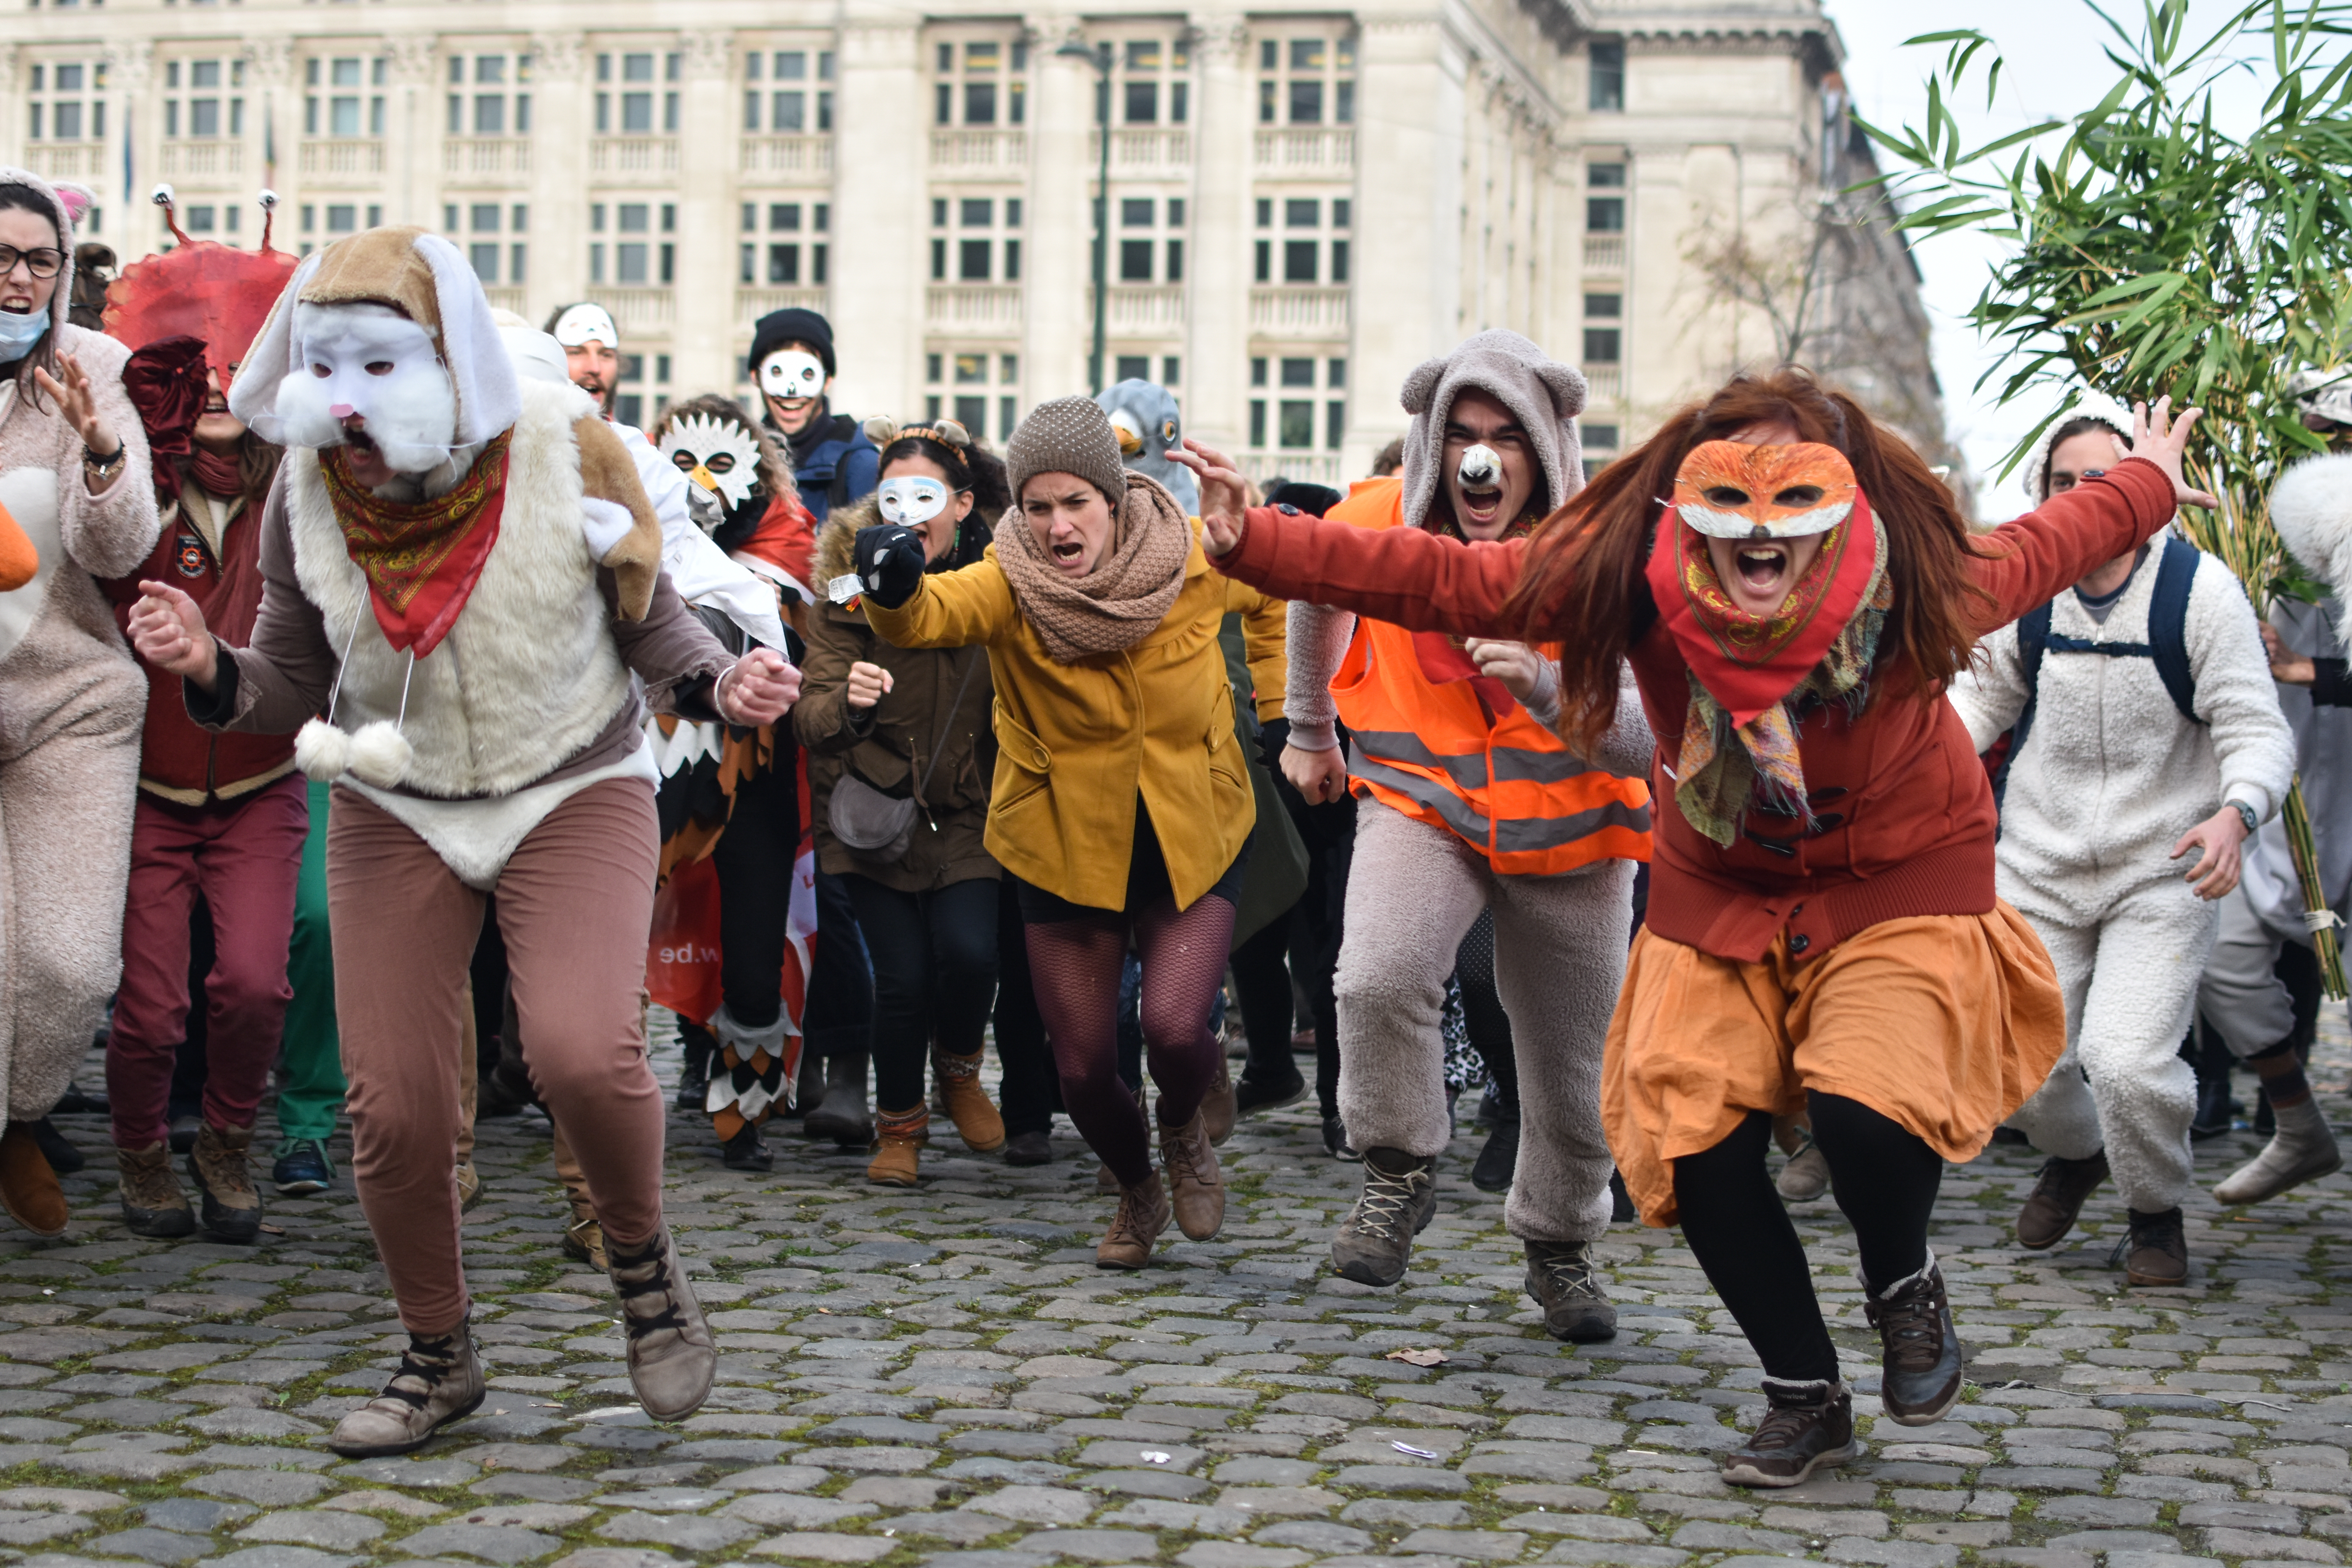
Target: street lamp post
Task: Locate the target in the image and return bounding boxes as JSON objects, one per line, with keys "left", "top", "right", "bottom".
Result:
{"left": 1057, "top": 38, "right": 1112, "bottom": 394}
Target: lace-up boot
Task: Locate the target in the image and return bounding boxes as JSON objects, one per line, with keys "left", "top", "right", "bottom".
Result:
{"left": 1097, "top": 1171, "right": 1172, "bottom": 1269}
{"left": 1159, "top": 1111, "right": 1225, "bottom": 1240}
{"left": 608, "top": 1225, "right": 717, "bottom": 1420}
{"left": 1719, "top": 1378, "right": 1858, "bottom": 1488}
{"left": 1522, "top": 1240, "right": 1616, "bottom": 1342}
{"left": 1330, "top": 1147, "right": 1437, "bottom": 1286}
{"left": 2121, "top": 1205, "right": 2188, "bottom": 1286}
{"left": 187, "top": 1122, "right": 261, "bottom": 1243}
{"left": 1865, "top": 1250, "right": 1963, "bottom": 1423}
{"left": 328, "top": 1321, "right": 486, "bottom": 1456}
{"left": 562, "top": 1183, "right": 608, "bottom": 1270}
{"left": 2016, "top": 1150, "right": 2108, "bottom": 1249}
{"left": 116, "top": 1141, "right": 194, "bottom": 1237}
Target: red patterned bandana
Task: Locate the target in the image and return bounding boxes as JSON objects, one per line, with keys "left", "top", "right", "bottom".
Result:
{"left": 322, "top": 431, "right": 513, "bottom": 658}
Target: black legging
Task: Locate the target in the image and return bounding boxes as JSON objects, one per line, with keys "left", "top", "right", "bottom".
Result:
{"left": 1673, "top": 1092, "right": 1945, "bottom": 1383}
{"left": 992, "top": 878, "right": 1060, "bottom": 1137}
{"left": 709, "top": 758, "right": 800, "bottom": 1031}
{"left": 1281, "top": 785, "right": 1356, "bottom": 1121}
{"left": 844, "top": 875, "right": 998, "bottom": 1112}
{"left": 1230, "top": 918, "right": 1296, "bottom": 1086}
{"left": 1453, "top": 907, "right": 1517, "bottom": 1111}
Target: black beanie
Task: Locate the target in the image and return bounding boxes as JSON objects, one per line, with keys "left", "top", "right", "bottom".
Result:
{"left": 750, "top": 307, "right": 836, "bottom": 378}
{"left": 1265, "top": 481, "right": 1344, "bottom": 518}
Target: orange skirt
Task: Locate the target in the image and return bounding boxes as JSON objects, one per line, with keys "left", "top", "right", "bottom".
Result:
{"left": 1602, "top": 905, "right": 2065, "bottom": 1227}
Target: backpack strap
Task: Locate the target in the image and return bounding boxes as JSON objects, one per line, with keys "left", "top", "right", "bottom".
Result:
{"left": 1992, "top": 600, "right": 2054, "bottom": 812}
{"left": 2148, "top": 533, "right": 2201, "bottom": 723}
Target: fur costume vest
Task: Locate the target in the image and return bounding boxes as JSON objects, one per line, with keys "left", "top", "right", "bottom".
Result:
{"left": 284, "top": 380, "right": 631, "bottom": 800}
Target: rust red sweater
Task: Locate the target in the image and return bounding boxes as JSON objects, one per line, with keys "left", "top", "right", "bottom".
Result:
{"left": 1216, "top": 457, "right": 2182, "bottom": 962}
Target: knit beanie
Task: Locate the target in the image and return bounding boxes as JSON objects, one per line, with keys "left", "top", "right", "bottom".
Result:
{"left": 750, "top": 306, "right": 836, "bottom": 377}
{"left": 1008, "top": 396, "right": 1128, "bottom": 507}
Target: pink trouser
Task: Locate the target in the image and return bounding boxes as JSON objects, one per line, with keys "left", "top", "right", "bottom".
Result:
{"left": 107, "top": 778, "right": 308, "bottom": 1149}
{"left": 328, "top": 778, "right": 666, "bottom": 1334}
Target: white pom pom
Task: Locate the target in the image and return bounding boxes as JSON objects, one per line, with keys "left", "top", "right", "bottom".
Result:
{"left": 294, "top": 719, "right": 351, "bottom": 780}
{"left": 346, "top": 722, "right": 413, "bottom": 788}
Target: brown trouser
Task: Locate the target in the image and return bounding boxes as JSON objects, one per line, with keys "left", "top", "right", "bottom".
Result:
{"left": 329, "top": 778, "right": 666, "bottom": 1334}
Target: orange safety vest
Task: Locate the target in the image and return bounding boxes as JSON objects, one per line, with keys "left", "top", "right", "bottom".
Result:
{"left": 1326, "top": 477, "right": 1652, "bottom": 875}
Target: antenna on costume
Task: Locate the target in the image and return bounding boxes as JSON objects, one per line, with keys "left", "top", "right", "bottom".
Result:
{"left": 257, "top": 189, "right": 280, "bottom": 256}
{"left": 151, "top": 183, "right": 192, "bottom": 247}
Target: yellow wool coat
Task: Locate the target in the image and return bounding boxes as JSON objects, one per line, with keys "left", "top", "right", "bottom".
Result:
{"left": 864, "top": 523, "right": 1287, "bottom": 912}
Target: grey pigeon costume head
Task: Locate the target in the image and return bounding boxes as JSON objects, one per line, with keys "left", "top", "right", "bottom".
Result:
{"left": 1398, "top": 330, "right": 1586, "bottom": 532}
{"left": 1093, "top": 379, "right": 1197, "bottom": 514}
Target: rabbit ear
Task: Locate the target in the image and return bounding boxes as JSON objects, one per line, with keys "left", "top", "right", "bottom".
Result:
{"left": 1535, "top": 360, "right": 1588, "bottom": 420}
{"left": 1400, "top": 356, "right": 1448, "bottom": 416}
{"left": 863, "top": 416, "right": 899, "bottom": 447}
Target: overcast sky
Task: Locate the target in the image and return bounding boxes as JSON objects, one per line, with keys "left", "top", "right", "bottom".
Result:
{"left": 1820, "top": 0, "right": 2274, "bottom": 519}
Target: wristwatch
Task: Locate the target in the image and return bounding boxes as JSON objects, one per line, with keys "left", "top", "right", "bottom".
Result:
{"left": 2228, "top": 799, "right": 2259, "bottom": 838}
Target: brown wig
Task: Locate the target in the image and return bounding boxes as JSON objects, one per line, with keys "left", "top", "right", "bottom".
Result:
{"left": 1505, "top": 368, "right": 2000, "bottom": 753}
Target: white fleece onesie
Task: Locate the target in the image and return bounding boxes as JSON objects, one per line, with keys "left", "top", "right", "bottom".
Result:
{"left": 1949, "top": 539, "right": 2293, "bottom": 1212}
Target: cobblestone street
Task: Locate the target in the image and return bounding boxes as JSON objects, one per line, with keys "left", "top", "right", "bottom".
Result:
{"left": 6, "top": 1021, "right": 2352, "bottom": 1568}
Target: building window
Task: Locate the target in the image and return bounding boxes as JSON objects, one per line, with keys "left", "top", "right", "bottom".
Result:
{"left": 1267, "top": 196, "right": 1347, "bottom": 286}
{"left": 164, "top": 57, "right": 237, "bottom": 141}
{"left": 1583, "top": 424, "right": 1620, "bottom": 451}
{"left": 925, "top": 350, "right": 1023, "bottom": 441}
{"left": 933, "top": 34, "right": 1027, "bottom": 128}
{"left": 1115, "top": 35, "right": 1191, "bottom": 126}
{"left": 1589, "top": 40, "right": 1625, "bottom": 113}
{"left": 1586, "top": 163, "right": 1626, "bottom": 232}
{"left": 936, "top": 193, "right": 1017, "bottom": 284}
{"left": 1250, "top": 354, "right": 1346, "bottom": 459}
{"left": 29, "top": 60, "right": 105, "bottom": 143}
{"left": 1582, "top": 328, "right": 1622, "bottom": 364}
{"left": 1258, "top": 33, "right": 1354, "bottom": 126}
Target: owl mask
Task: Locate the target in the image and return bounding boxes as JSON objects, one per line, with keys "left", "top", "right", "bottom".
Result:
{"left": 661, "top": 412, "right": 764, "bottom": 511}
{"left": 1671, "top": 441, "right": 1856, "bottom": 540}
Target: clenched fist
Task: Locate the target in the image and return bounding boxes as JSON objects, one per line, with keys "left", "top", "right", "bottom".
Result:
{"left": 127, "top": 580, "right": 220, "bottom": 690}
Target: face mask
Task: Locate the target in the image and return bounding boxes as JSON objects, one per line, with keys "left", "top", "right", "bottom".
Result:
{"left": 551, "top": 303, "right": 620, "bottom": 351}
{"left": 760, "top": 349, "right": 825, "bottom": 404}
{"left": 877, "top": 474, "right": 949, "bottom": 528}
{"left": 0, "top": 308, "right": 49, "bottom": 362}
{"left": 1672, "top": 440, "right": 1855, "bottom": 540}
{"left": 257, "top": 302, "right": 455, "bottom": 473}
{"left": 660, "top": 412, "right": 764, "bottom": 514}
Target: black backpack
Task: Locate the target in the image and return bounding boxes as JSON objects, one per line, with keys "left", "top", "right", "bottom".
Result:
{"left": 1991, "top": 534, "right": 2202, "bottom": 805}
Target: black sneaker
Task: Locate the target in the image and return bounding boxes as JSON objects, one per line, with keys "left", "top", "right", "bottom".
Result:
{"left": 1322, "top": 1115, "right": 1357, "bottom": 1160}
{"left": 1523, "top": 1239, "right": 1615, "bottom": 1341}
{"left": 1471, "top": 1114, "right": 1519, "bottom": 1193}
{"left": 1235, "top": 1069, "right": 1307, "bottom": 1118}
{"left": 272, "top": 1138, "right": 335, "bottom": 1196}
{"left": 676, "top": 1034, "right": 714, "bottom": 1115}
{"left": 1003, "top": 1130, "right": 1054, "bottom": 1167}
{"left": 1866, "top": 1251, "right": 1964, "bottom": 1424}
{"left": 1720, "top": 1378, "right": 1859, "bottom": 1488}
{"left": 1330, "top": 1147, "right": 1436, "bottom": 1286}
{"left": 24, "top": 1117, "right": 82, "bottom": 1176}
{"left": 720, "top": 1123, "right": 773, "bottom": 1172}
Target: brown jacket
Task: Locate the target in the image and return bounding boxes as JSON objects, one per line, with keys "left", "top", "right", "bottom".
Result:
{"left": 796, "top": 499, "right": 999, "bottom": 891}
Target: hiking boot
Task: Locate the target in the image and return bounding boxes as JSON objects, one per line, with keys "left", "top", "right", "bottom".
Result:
{"left": 561, "top": 1187, "right": 608, "bottom": 1271}
{"left": 868, "top": 1106, "right": 926, "bottom": 1187}
{"left": 1865, "top": 1250, "right": 1964, "bottom": 1424}
{"left": 26, "top": 1117, "right": 82, "bottom": 1176}
{"left": 722, "top": 1122, "right": 773, "bottom": 1172}
{"left": 327, "top": 1321, "right": 486, "bottom": 1456}
{"left": 1235, "top": 1068, "right": 1307, "bottom": 1119}
{"left": 2122, "top": 1206, "right": 2189, "bottom": 1286}
{"left": 116, "top": 1141, "right": 194, "bottom": 1238}
{"left": 1201, "top": 1059, "right": 1236, "bottom": 1147}
{"left": 933, "top": 1051, "right": 1006, "bottom": 1153}
{"left": 608, "top": 1225, "right": 717, "bottom": 1421}
{"left": 1159, "top": 1111, "right": 1225, "bottom": 1241}
{"left": 1097, "top": 1172, "right": 1171, "bottom": 1270}
{"left": 1523, "top": 1239, "right": 1616, "bottom": 1342}
{"left": 803, "top": 1053, "right": 872, "bottom": 1147}
{"left": 2214, "top": 1097, "right": 2342, "bottom": 1205}
{"left": 2016, "top": 1150, "right": 2109, "bottom": 1249}
{"left": 186, "top": 1122, "right": 261, "bottom": 1243}
{"left": 1004, "top": 1130, "right": 1053, "bottom": 1166}
{"left": 1776, "top": 1139, "right": 1831, "bottom": 1202}
{"left": 1471, "top": 1111, "right": 1520, "bottom": 1194}
{"left": 454, "top": 1161, "right": 483, "bottom": 1212}
{"left": 1720, "top": 1378, "right": 1859, "bottom": 1488}
{"left": 1331, "top": 1147, "right": 1437, "bottom": 1287}
{"left": 273, "top": 1138, "right": 335, "bottom": 1196}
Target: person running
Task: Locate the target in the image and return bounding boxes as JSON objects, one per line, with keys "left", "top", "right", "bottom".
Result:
{"left": 855, "top": 397, "right": 1280, "bottom": 1266}
{"left": 1189, "top": 370, "right": 2212, "bottom": 1487}
{"left": 1948, "top": 394, "right": 2291, "bottom": 1284}
{"left": 799, "top": 418, "right": 1009, "bottom": 1185}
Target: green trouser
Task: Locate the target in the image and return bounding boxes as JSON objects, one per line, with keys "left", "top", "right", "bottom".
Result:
{"left": 273, "top": 776, "right": 345, "bottom": 1144}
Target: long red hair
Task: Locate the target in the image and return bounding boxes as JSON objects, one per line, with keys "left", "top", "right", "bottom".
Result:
{"left": 1504, "top": 369, "right": 1997, "bottom": 753}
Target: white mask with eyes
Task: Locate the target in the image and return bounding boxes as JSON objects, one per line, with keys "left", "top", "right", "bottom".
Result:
{"left": 258, "top": 301, "right": 456, "bottom": 474}
{"left": 659, "top": 412, "right": 764, "bottom": 511}
{"left": 877, "top": 474, "right": 949, "bottom": 528}
{"left": 759, "top": 349, "right": 826, "bottom": 404}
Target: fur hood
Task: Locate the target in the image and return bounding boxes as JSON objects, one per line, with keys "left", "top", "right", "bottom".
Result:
{"left": 2271, "top": 451, "right": 2352, "bottom": 609}
{"left": 814, "top": 493, "right": 995, "bottom": 595}
{"left": 1398, "top": 330, "right": 1585, "bottom": 533}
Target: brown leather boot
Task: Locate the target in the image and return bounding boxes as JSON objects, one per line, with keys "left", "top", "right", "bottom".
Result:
{"left": 560, "top": 1187, "right": 608, "bottom": 1270}
{"left": 932, "top": 1051, "right": 1005, "bottom": 1152}
{"left": 116, "top": 1142, "right": 194, "bottom": 1238}
{"left": 0, "top": 1122, "right": 67, "bottom": 1238}
{"left": 1201, "top": 1058, "right": 1236, "bottom": 1147}
{"left": 186, "top": 1122, "right": 260, "bottom": 1243}
{"left": 608, "top": 1225, "right": 717, "bottom": 1420}
{"left": 1097, "top": 1173, "right": 1171, "bottom": 1270}
{"left": 2016, "top": 1150, "right": 2108, "bottom": 1250}
{"left": 868, "top": 1105, "right": 926, "bottom": 1187}
{"left": 328, "top": 1321, "right": 486, "bottom": 1456}
{"left": 1158, "top": 1111, "right": 1225, "bottom": 1241}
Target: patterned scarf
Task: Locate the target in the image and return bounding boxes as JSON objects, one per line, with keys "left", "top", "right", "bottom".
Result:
{"left": 322, "top": 430, "right": 513, "bottom": 659}
{"left": 1645, "top": 495, "right": 1891, "bottom": 846}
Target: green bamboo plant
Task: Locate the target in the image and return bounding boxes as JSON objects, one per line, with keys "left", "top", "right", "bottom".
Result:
{"left": 1861, "top": 0, "right": 2352, "bottom": 992}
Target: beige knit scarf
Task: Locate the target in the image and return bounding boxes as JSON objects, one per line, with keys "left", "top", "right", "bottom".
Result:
{"left": 995, "top": 471, "right": 1193, "bottom": 663}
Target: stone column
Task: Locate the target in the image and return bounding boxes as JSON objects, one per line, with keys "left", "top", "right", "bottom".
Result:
{"left": 1182, "top": 12, "right": 1251, "bottom": 454}
{"left": 386, "top": 34, "right": 438, "bottom": 229}
{"left": 673, "top": 29, "right": 736, "bottom": 394}
{"left": 832, "top": 7, "right": 925, "bottom": 418}
{"left": 529, "top": 31, "right": 589, "bottom": 315}
{"left": 1345, "top": 14, "right": 1453, "bottom": 474}
{"left": 105, "top": 40, "right": 155, "bottom": 259}
{"left": 1021, "top": 14, "right": 1091, "bottom": 406}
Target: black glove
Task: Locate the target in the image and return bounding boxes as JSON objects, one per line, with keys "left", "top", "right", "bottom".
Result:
{"left": 1256, "top": 715, "right": 1291, "bottom": 776}
{"left": 853, "top": 525, "right": 926, "bottom": 610}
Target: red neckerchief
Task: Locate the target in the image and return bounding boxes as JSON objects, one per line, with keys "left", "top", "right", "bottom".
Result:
{"left": 733, "top": 493, "right": 817, "bottom": 591}
{"left": 1643, "top": 488, "right": 1880, "bottom": 728}
{"left": 321, "top": 431, "right": 513, "bottom": 658}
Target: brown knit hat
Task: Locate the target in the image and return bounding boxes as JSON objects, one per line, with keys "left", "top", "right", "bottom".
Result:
{"left": 1007, "top": 396, "right": 1128, "bottom": 507}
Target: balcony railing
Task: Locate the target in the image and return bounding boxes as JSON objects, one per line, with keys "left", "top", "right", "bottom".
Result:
{"left": 591, "top": 138, "right": 680, "bottom": 182}
{"left": 299, "top": 139, "right": 385, "bottom": 181}
{"left": 591, "top": 287, "right": 674, "bottom": 334}
{"left": 25, "top": 142, "right": 104, "bottom": 181}
{"left": 1583, "top": 235, "right": 1626, "bottom": 271}
{"left": 1583, "top": 365, "right": 1622, "bottom": 401}
{"left": 1243, "top": 451, "right": 1342, "bottom": 485}
{"left": 1091, "top": 128, "right": 1191, "bottom": 172}
{"left": 159, "top": 141, "right": 243, "bottom": 179}
{"left": 930, "top": 130, "right": 1028, "bottom": 170}
{"left": 1253, "top": 128, "right": 1353, "bottom": 173}
{"left": 1249, "top": 285, "right": 1350, "bottom": 336}
{"left": 481, "top": 286, "right": 527, "bottom": 315}
{"left": 926, "top": 284, "right": 1022, "bottom": 332}
{"left": 741, "top": 136, "right": 833, "bottom": 180}
{"left": 444, "top": 138, "right": 532, "bottom": 182}
{"left": 737, "top": 287, "right": 829, "bottom": 328}
{"left": 1094, "top": 284, "right": 1185, "bottom": 336}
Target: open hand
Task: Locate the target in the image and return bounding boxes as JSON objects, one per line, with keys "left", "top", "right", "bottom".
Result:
{"left": 2172, "top": 804, "right": 2249, "bottom": 900}
{"left": 1166, "top": 438, "right": 1250, "bottom": 558}
{"left": 127, "top": 579, "right": 219, "bottom": 690}
{"left": 2262, "top": 622, "right": 2317, "bottom": 686}
{"left": 845, "top": 660, "right": 894, "bottom": 710}
{"left": 1466, "top": 639, "right": 1543, "bottom": 702}
{"left": 716, "top": 646, "right": 801, "bottom": 726}
{"left": 1282, "top": 742, "right": 1348, "bottom": 805}
{"left": 32, "top": 353, "right": 122, "bottom": 475}
{"left": 2127, "top": 395, "right": 2217, "bottom": 511}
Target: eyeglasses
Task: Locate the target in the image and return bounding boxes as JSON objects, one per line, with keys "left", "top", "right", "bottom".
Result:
{"left": 0, "top": 246, "right": 65, "bottom": 280}
{"left": 2048, "top": 468, "right": 2107, "bottom": 494}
